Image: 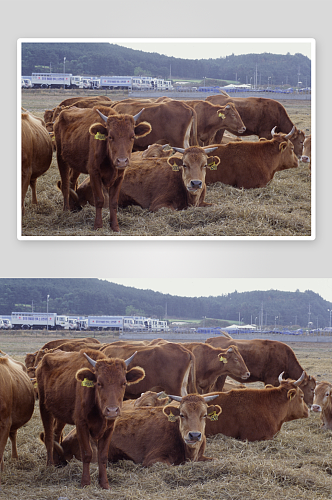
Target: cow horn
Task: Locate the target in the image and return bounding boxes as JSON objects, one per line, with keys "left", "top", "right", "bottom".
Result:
{"left": 167, "top": 395, "right": 182, "bottom": 402}
{"left": 284, "top": 125, "right": 296, "bottom": 139}
{"left": 171, "top": 147, "right": 185, "bottom": 154}
{"left": 204, "top": 147, "right": 218, "bottom": 154}
{"left": 124, "top": 351, "right": 137, "bottom": 367}
{"left": 84, "top": 352, "right": 97, "bottom": 367}
{"left": 293, "top": 371, "right": 305, "bottom": 386}
{"left": 278, "top": 371, "right": 285, "bottom": 383}
{"left": 225, "top": 104, "right": 230, "bottom": 109}
{"left": 227, "top": 347, "right": 233, "bottom": 353}
{"left": 96, "top": 109, "right": 108, "bottom": 123}
{"left": 133, "top": 108, "right": 145, "bottom": 123}
{"left": 203, "top": 394, "right": 219, "bottom": 402}
{"left": 271, "top": 126, "right": 277, "bottom": 137}
{"left": 157, "top": 391, "right": 165, "bottom": 396}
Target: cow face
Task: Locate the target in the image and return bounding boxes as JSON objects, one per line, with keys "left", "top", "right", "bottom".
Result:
{"left": 218, "top": 346, "right": 250, "bottom": 380}
{"left": 298, "top": 373, "right": 316, "bottom": 406}
{"left": 312, "top": 382, "right": 332, "bottom": 413}
{"left": 89, "top": 111, "right": 152, "bottom": 169}
{"left": 75, "top": 355, "right": 145, "bottom": 420}
{"left": 168, "top": 146, "right": 220, "bottom": 193}
{"left": 134, "top": 391, "right": 169, "bottom": 407}
{"left": 272, "top": 135, "right": 299, "bottom": 171}
{"left": 284, "top": 385, "right": 309, "bottom": 421}
{"left": 218, "top": 103, "right": 246, "bottom": 134}
{"left": 301, "top": 135, "right": 311, "bottom": 163}
{"left": 163, "top": 394, "right": 221, "bottom": 447}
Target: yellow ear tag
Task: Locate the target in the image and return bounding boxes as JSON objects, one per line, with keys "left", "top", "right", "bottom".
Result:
{"left": 167, "top": 410, "right": 177, "bottom": 422}
{"left": 82, "top": 378, "right": 94, "bottom": 388}
{"left": 219, "top": 356, "right": 228, "bottom": 364}
{"left": 209, "top": 162, "right": 218, "bottom": 171}
{"left": 218, "top": 113, "right": 226, "bottom": 119}
{"left": 34, "top": 381, "right": 38, "bottom": 388}
{"left": 172, "top": 164, "right": 180, "bottom": 171}
{"left": 95, "top": 131, "right": 106, "bottom": 141}
{"left": 209, "top": 411, "right": 219, "bottom": 421}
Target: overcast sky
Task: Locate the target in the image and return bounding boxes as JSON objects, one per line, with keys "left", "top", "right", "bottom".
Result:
{"left": 106, "top": 279, "right": 332, "bottom": 304}
{"left": 114, "top": 38, "right": 313, "bottom": 60}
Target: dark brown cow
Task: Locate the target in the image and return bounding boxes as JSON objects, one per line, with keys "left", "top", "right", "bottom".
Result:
{"left": 54, "top": 105, "right": 151, "bottom": 230}
{"left": 0, "top": 354, "right": 35, "bottom": 484}
{"left": 36, "top": 348, "right": 145, "bottom": 489}
{"left": 43, "top": 95, "right": 113, "bottom": 123}
{"left": 21, "top": 112, "right": 53, "bottom": 215}
{"left": 184, "top": 100, "right": 246, "bottom": 146}
{"left": 204, "top": 373, "right": 309, "bottom": 441}
{"left": 205, "top": 94, "right": 305, "bottom": 157}
{"left": 112, "top": 100, "right": 198, "bottom": 150}
{"left": 311, "top": 381, "right": 332, "bottom": 429}
{"left": 204, "top": 128, "right": 299, "bottom": 189}
{"left": 99, "top": 342, "right": 196, "bottom": 397}
{"left": 34, "top": 339, "right": 104, "bottom": 366}
{"left": 206, "top": 334, "right": 316, "bottom": 405}
{"left": 177, "top": 343, "right": 250, "bottom": 393}
{"left": 50, "top": 394, "right": 221, "bottom": 466}
{"left": 28, "top": 337, "right": 101, "bottom": 368}
{"left": 66, "top": 146, "right": 220, "bottom": 212}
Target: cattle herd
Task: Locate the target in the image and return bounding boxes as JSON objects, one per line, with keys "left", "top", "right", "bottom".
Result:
{"left": 0, "top": 332, "right": 329, "bottom": 491}
{"left": 21, "top": 93, "right": 311, "bottom": 233}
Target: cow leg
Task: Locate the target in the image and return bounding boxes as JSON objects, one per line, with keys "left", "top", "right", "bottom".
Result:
{"left": 39, "top": 401, "right": 55, "bottom": 465}
{"left": 9, "top": 429, "right": 18, "bottom": 459}
{"left": 56, "top": 149, "right": 71, "bottom": 211}
{"left": 53, "top": 419, "right": 66, "bottom": 443}
{"left": 97, "top": 427, "right": 114, "bottom": 489}
{"left": 30, "top": 178, "right": 38, "bottom": 205}
{"left": 89, "top": 174, "right": 105, "bottom": 229}
{"left": 0, "top": 421, "right": 10, "bottom": 479}
{"left": 108, "top": 174, "right": 125, "bottom": 232}
{"left": 21, "top": 162, "right": 32, "bottom": 215}
{"left": 211, "top": 374, "right": 227, "bottom": 392}
{"left": 76, "top": 424, "right": 93, "bottom": 487}
{"left": 213, "top": 129, "right": 225, "bottom": 144}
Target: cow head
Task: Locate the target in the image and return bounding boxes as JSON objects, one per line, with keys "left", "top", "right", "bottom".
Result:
{"left": 278, "top": 372, "right": 310, "bottom": 419}
{"left": 218, "top": 346, "right": 250, "bottom": 380}
{"left": 134, "top": 391, "right": 169, "bottom": 407}
{"left": 312, "top": 381, "right": 332, "bottom": 413}
{"left": 218, "top": 103, "right": 246, "bottom": 134}
{"left": 75, "top": 351, "right": 145, "bottom": 419}
{"left": 273, "top": 125, "right": 305, "bottom": 158}
{"left": 167, "top": 146, "right": 220, "bottom": 194}
{"left": 89, "top": 108, "right": 152, "bottom": 169}
{"left": 300, "top": 135, "right": 311, "bottom": 163}
{"left": 142, "top": 143, "right": 174, "bottom": 159}
{"left": 163, "top": 394, "right": 221, "bottom": 447}
{"left": 270, "top": 127, "right": 299, "bottom": 171}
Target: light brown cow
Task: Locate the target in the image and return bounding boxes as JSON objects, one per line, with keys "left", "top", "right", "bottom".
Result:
{"left": 112, "top": 100, "right": 198, "bottom": 150}
{"left": 204, "top": 128, "right": 299, "bottom": 189}
{"left": 311, "top": 381, "right": 332, "bottom": 429}
{"left": 300, "top": 135, "right": 311, "bottom": 170}
{"left": 205, "top": 94, "right": 305, "bottom": 157}
{"left": 0, "top": 354, "right": 35, "bottom": 484}
{"left": 54, "top": 105, "right": 151, "bottom": 230}
{"left": 206, "top": 334, "right": 316, "bottom": 405}
{"left": 184, "top": 100, "right": 246, "bottom": 146}
{"left": 204, "top": 372, "right": 309, "bottom": 441}
{"left": 21, "top": 112, "right": 53, "bottom": 215}
{"left": 49, "top": 394, "right": 221, "bottom": 466}
{"left": 36, "top": 348, "right": 145, "bottom": 489}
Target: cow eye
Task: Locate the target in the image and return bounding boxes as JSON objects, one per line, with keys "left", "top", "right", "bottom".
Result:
{"left": 180, "top": 414, "right": 185, "bottom": 418}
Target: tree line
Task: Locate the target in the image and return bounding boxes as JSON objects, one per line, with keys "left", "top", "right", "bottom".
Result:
{"left": 0, "top": 279, "right": 330, "bottom": 329}
{"left": 21, "top": 42, "right": 311, "bottom": 88}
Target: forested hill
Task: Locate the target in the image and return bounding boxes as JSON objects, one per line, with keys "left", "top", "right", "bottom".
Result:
{"left": 0, "top": 278, "right": 330, "bottom": 329}
{"left": 21, "top": 42, "right": 311, "bottom": 87}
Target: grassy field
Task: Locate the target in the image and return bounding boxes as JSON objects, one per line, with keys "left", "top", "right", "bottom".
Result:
{"left": 20, "top": 91, "right": 312, "bottom": 238}
{"left": 1, "top": 334, "right": 331, "bottom": 500}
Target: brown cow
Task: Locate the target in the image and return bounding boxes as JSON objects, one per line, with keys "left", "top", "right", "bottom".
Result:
{"left": 50, "top": 394, "right": 221, "bottom": 466}
{"left": 99, "top": 342, "right": 196, "bottom": 397}
{"left": 184, "top": 100, "right": 246, "bottom": 146}
{"left": 112, "top": 100, "right": 198, "bottom": 150}
{"left": 21, "top": 112, "right": 53, "bottom": 215}
{"left": 67, "top": 146, "right": 220, "bottom": 212}
{"left": 205, "top": 94, "right": 305, "bottom": 157}
{"left": 204, "top": 128, "right": 299, "bottom": 189}
{"left": 0, "top": 354, "right": 35, "bottom": 484}
{"left": 300, "top": 135, "right": 311, "bottom": 169}
{"left": 311, "top": 381, "right": 332, "bottom": 429}
{"left": 204, "top": 372, "right": 309, "bottom": 441}
{"left": 43, "top": 95, "right": 113, "bottom": 123}
{"left": 54, "top": 105, "right": 151, "bottom": 230}
{"left": 29, "top": 337, "right": 101, "bottom": 368}
{"left": 36, "top": 348, "right": 145, "bottom": 489}
{"left": 206, "top": 334, "right": 316, "bottom": 405}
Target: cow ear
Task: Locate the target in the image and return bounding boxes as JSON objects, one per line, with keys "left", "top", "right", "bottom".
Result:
{"left": 167, "top": 157, "right": 183, "bottom": 171}
{"left": 287, "top": 388, "right": 297, "bottom": 401}
{"left": 163, "top": 405, "right": 180, "bottom": 422}
{"left": 206, "top": 405, "right": 222, "bottom": 421}
{"left": 89, "top": 123, "right": 107, "bottom": 140}
{"left": 259, "top": 138, "right": 268, "bottom": 142}
{"left": 75, "top": 368, "right": 96, "bottom": 385}
{"left": 207, "top": 156, "right": 220, "bottom": 170}
{"left": 126, "top": 366, "right": 146, "bottom": 386}
{"left": 134, "top": 121, "right": 152, "bottom": 139}
{"left": 279, "top": 141, "right": 288, "bottom": 152}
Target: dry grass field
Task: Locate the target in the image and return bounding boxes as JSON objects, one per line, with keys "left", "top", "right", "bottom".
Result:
{"left": 20, "top": 91, "right": 312, "bottom": 238}
{"left": 1, "top": 333, "right": 331, "bottom": 500}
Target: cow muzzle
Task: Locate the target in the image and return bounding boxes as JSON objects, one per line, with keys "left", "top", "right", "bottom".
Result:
{"left": 104, "top": 406, "right": 121, "bottom": 419}
{"left": 184, "top": 431, "right": 202, "bottom": 446}
{"left": 311, "top": 404, "right": 322, "bottom": 412}
{"left": 238, "top": 126, "right": 246, "bottom": 133}
{"left": 300, "top": 155, "right": 310, "bottom": 163}
{"left": 187, "top": 180, "right": 202, "bottom": 192}
{"left": 241, "top": 372, "right": 250, "bottom": 380}
{"left": 115, "top": 157, "right": 130, "bottom": 169}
